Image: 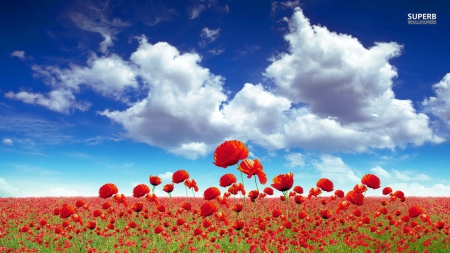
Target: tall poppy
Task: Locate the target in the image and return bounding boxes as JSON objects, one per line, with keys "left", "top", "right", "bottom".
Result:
{"left": 316, "top": 178, "right": 334, "bottom": 192}
{"left": 238, "top": 159, "right": 267, "bottom": 184}
{"left": 163, "top": 184, "right": 174, "bottom": 193}
{"left": 361, "top": 174, "right": 381, "bottom": 189}
{"left": 219, "top": 174, "right": 237, "bottom": 187}
{"left": 263, "top": 187, "right": 274, "bottom": 196}
{"left": 149, "top": 176, "right": 162, "bottom": 186}
{"left": 172, "top": 170, "right": 190, "bottom": 184}
{"left": 345, "top": 190, "right": 364, "bottom": 206}
{"left": 248, "top": 190, "right": 259, "bottom": 201}
{"left": 113, "top": 193, "right": 128, "bottom": 207}
{"left": 293, "top": 186, "right": 303, "bottom": 195}
{"left": 98, "top": 183, "right": 118, "bottom": 199}
{"left": 308, "top": 187, "right": 322, "bottom": 200}
{"left": 382, "top": 187, "right": 392, "bottom": 195}
{"left": 228, "top": 183, "right": 246, "bottom": 196}
{"left": 133, "top": 184, "right": 150, "bottom": 198}
{"left": 184, "top": 179, "right": 199, "bottom": 192}
{"left": 200, "top": 202, "right": 218, "bottom": 217}
{"left": 213, "top": 140, "right": 249, "bottom": 168}
{"left": 334, "top": 189, "right": 345, "bottom": 198}
{"left": 271, "top": 172, "right": 294, "bottom": 192}
{"left": 232, "top": 203, "right": 243, "bottom": 213}
{"left": 203, "top": 187, "right": 221, "bottom": 201}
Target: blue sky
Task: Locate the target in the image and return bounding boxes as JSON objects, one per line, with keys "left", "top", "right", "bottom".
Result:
{"left": 1, "top": 0, "right": 450, "bottom": 197}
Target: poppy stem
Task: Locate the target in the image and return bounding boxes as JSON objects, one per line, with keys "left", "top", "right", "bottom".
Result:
{"left": 239, "top": 170, "right": 246, "bottom": 213}
{"left": 191, "top": 188, "right": 196, "bottom": 198}
{"left": 185, "top": 185, "right": 189, "bottom": 199}
{"left": 283, "top": 191, "right": 289, "bottom": 220}
{"left": 169, "top": 193, "right": 172, "bottom": 213}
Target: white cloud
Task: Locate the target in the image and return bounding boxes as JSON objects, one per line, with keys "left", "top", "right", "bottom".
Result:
{"left": 208, "top": 49, "right": 225, "bottom": 55}
{"left": 2, "top": 138, "right": 13, "bottom": 146}
{"left": 263, "top": 7, "right": 443, "bottom": 152}
{"left": 69, "top": 12, "right": 125, "bottom": 54}
{"left": 392, "top": 169, "right": 432, "bottom": 181}
{"left": 0, "top": 178, "right": 18, "bottom": 197}
{"left": 5, "top": 89, "right": 90, "bottom": 114}
{"left": 100, "top": 37, "right": 230, "bottom": 159}
{"left": 387, "top": 182, "right": 450, "bottom": 197}
{"left": 200, "top": 27, "right": 220, "bottom": 46}
{"left": 370, "top": 166, "right": 391, "bottom": 179}
{"left": 190, "top": 5, "right": 206, "bottom": 19}
{"left": 422, "top": 73, "right": 450, "bottom": 126}
{"left": 312, "top": 154, "right": 360, "bottom": 184}
{"left": 48, "top": 187, "right": 79, "bottom": 197}
{"left": 10, "top": 50, "right": 31, "bottom": 60}
{"left": 284, "top": 152, "right": 305, "bottom": 167}
{"left": 158, "top": 172, "right": 173, "bottom": 181}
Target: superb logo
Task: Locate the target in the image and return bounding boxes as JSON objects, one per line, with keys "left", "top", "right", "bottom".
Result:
{"left": 408, "top": 13, "right": 437, "bottom": 25}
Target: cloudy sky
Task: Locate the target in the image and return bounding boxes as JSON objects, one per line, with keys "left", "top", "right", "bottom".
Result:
{"left": 1, "top": 0, "right": 450, "bottom": 198}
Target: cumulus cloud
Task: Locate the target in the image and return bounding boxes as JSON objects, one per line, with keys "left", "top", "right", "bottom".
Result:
{"left": 158, "top": 172, "right": 173, "bottom": 181}
{"left": 2, "top": 138, "right": 13, "bottom": 146}
{"left": 312, "top": 154, "right": 360, "bottom": 184}
{"left": 370, "top": 166, "right": 391, "bottom": 179}
{"left": 48, "top": 187, "right": 79, "bottom": 197}
{"left": 422, "top": 73, "right": 450, "bottom": 126}
{"left": 100, "top": 37, "right": 230, "bottom": 159}
{"left": 284, "top": 152, "right": 305, "bottom": 168}
{"left": 263, "top": 7, "right": 443, "bottom": 152}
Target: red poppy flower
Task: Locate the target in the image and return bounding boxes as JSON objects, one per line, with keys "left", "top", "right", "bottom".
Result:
{"left": 145, "top": 193, "right": 159, "bottom": 204}
{"left": 382, "top": 187, "right": 392, "bottom": 195}
{"left": 263, "top": 187, "right": 274, "bottom": 195}
{"left": 219, "top": 174, "right": 237, "bottom": 187}
{"left": 408, "top": 205, "right": 424, "bottom": 218}
{"left": 316, "top": 178, "right": 334, "bottom": 192}
{"left": 345, "top": 190, "right": 364, "bottom": 206}
{"left": 392, "top": 190, "right": 404, "bottom": 199}
{"left": 334, "top": 189, "right": 344, "bottom": 198}
{"left": 435, "top": 221, "right": 445, "bottom": 230}
{"left": 200, "top": 202, "right": 218, "bottom": 217}
{"left": 272, "top": 209, "right": 282, "bottom": 218}
{"left": 156, "top": 204, "right": 165, "bottom": 212}
{"left": 232, "top": 203, "right": 243, "bottom": 213}
{"left": 149, "top": 176, "right": 162, "bottom": 186}
{"left": 294, "top": 195, "right": 305, "bottom": 204}
{"left": 86, "top": 221, "right": 96, "bottom": 230}
{"left": 59, "top": 204, "right": 75, "bottom": 219}
{"left": 335, "top": 200, "right": 351, "bottom": 214}
{"left": 203, "top": 187, "right": 221, "bottom": 201}
{"left": 75, "top": 199, "right": 85, "bottom": 208}
{"left": 113, "top": 193, "right": 128, "bottom": 207}
{"left": 93, "top": 209, "right": 102, "bottom": 218}
{"left": 98, "top": 183, "right": 118, "bottom": 199}
{"left": 163, "top": 184, "right": 174, "bottom": 193}
{"left": 131, "top": 202, "right": 144, "bottom": 213}
{"left": 213, "top": 140, "right": 249, "bottom": 168}
{"left": 232, "top": 219, "right": 245, "bottom": 231}
{"left": 293, "top": 186, "right": 303, "bottom": 194}
{"left": 228, "top": 183, "right": 246, "bottom": 196}
{"left": 271, "top": 172, "right": 294, "bottom": 192}
{"left": 308, "top": 187, "right": 322, "bottom": 200}
{"left": 248, "top": 190, "right": 259, "bottom": 200}
{"left": 298, "top": 211, "right": 307, "bottom": 219}
{"left": 320, "top": 209, "right": 332, "bottom": 219}
{"left": 238, "top": 159, "right": 267, "bottom": 185}
{"left": 353, "top": 184, "right": 367, "bottom": 194}
{"left": 352, "top": 209, "right": 361, "bottom": 217}
{"left": 184, "top": 179, "right": 199, "bottom": 192}
{"left": 154, "top": 225, "right": 164, "bottom": 234}
{"left": 361, "top": 174, "right": 381, "bottom": 189}
{"left": 172, "top": 170, "right": 190, "bottom": 184}
{"left": 133, "top": 184, "right": 150, "bottom": 198}
{"left": 181, "top": 202, "right": 192, "bottom": 211}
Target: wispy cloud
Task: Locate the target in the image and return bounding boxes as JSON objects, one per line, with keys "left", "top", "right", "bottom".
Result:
{"left": 2, "top": 138, "right": 13, "bottom": 146}
{"left": 10, "top": 50, "right": 32, "bottom": 60}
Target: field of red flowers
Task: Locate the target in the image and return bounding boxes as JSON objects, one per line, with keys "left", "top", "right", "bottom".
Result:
{"left": 1, "top": 140, "right": 450, "bottom": 253}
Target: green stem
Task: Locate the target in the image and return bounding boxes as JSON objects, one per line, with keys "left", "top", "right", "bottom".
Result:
{"left": 169, "top": 193, "right": 172, "bottom": 213}
{"left": 239, "top": 170, "right": 246, "bottom": 213}
{"left": 185, "top": 185, "right": 189, "bottom": 199}
{"left": 191, "top": 188, "right": 196, "bottom": 198}
{"left": 283, "top": 191, "right": 289, "bottom": 219}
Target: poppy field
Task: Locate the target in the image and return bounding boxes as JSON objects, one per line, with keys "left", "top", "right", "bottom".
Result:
{"left": 1, "top": 140, "right": 450, "bottom": 253}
